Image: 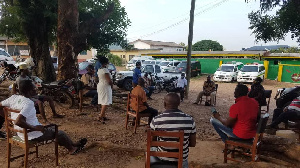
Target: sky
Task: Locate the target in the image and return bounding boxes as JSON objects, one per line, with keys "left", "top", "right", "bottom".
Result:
{"left": 119, "top": 0, "right": 299, "bottom": 51}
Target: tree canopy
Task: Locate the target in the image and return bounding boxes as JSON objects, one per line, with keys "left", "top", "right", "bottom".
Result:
{"left": 192, "top": 40, "right": 223, "bottom": 51}
{"left": 248, "top": 0, "right": 300, "bottom": 44}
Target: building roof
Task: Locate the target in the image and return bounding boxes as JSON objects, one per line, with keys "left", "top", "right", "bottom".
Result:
{"left": 130, "top": 39, "right": 184, "bottom": 48}
{"left": 262, "top": 53, "right": 300, "bottom": 59}
{"left": 243, "top": 45, "right": 290, "bottom": 51}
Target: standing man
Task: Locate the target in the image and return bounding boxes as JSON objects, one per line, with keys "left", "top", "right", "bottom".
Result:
{"left": 210, "top": 84, "right": 260, "bottom": 143}
{"left": 150, "top": 93, "right": 196, "bottom": 168}
{"left": 167, "top": 73, "right": 187, "bottom": 102}
{"left": 132, "top": 61, "right": 142, "bottom": 88}
{"left": 194, "top": 75, "right": 216, "bottom": 106}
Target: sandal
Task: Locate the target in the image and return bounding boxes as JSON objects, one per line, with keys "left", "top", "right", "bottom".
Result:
{"left": 71, "top": 138, "right": 87, "bottom": 155}
{"left": 98, "top": 117, "right": 106, "bottom": 124}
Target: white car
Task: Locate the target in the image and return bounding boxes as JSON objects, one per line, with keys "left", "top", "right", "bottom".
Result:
{"left": 213, "top": 62, "right": 244, "bottom": 82}
{"left": 126, "top": 56, "right": 153, "bottom": 70}
{"left": 0, "top": 48, "right": 15, "bottom": 65}
{"left": 162, "top": 61, "right": 181, "bottom": 72}
{"left": 237, "top": 64, "right": 265, "bottom": 83}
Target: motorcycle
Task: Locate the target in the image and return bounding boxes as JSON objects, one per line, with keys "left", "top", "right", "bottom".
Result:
{"left": 148, "top": 73, "right": 164, "bottom": 94}
{"left": 275, "top": 86, "right": 300, "bottom": 109}
{"left": 164, "top": 76, "right": 178, "bottom": 92}
{"left": 0, "top": 61, "right": 18, "bottom": 84}
{"left": 36, "top": 77, "right": 78, "bottom": 108}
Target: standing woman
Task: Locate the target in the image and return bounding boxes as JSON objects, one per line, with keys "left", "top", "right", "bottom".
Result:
{"left": 97, "top": 56, "right": 113, "bottom": 123}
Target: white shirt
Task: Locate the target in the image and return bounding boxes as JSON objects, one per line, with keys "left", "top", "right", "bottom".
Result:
{"left": 176, "top": 78, "right": 187, "bottom": 88}
{"left": 1, "top": 95, "right": 43, "bottom": 140}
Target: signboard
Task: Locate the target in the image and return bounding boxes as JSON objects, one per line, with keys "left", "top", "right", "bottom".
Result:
{"left": 20, "top": 50, "right": 29, "bottom": 56}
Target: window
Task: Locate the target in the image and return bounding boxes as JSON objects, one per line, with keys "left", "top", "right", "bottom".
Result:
{"left": 122, "top": 55, "right": 125, "bottom": 59}
{"left": 129, "top": 55, "right": 134, "bottom": 60}
{"left": 80, "top": 50, "right": 87, "bottom": 55}
{"left": 155, "top": 65, "right": 161, "bottom": 73}
{"left": 259, "top": 66, "right": 265, "bottom": 72}
{"left": 144, "top": 65, "right": 154, "bottom": 73}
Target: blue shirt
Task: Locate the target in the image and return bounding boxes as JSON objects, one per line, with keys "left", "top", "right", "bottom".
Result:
{"left": 132, "top": 68, "right": 141, "bottom": 84}
{"left": 94, "top": 60, "right": 102, "bottom": 77}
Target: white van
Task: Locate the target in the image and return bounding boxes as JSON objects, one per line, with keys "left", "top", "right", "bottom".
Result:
{"left": 237, "top": 63, "right": 265, "bottom": 83}
{"left": 126, "top": 56, "right": 153, "bottom": 70}
{"left": 213, "top": 62, "right": 244, "bottom": 82}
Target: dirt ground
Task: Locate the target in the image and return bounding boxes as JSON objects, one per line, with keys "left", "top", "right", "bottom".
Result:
{"left": 0, "top": 71, "right": 299, "bottom": 168}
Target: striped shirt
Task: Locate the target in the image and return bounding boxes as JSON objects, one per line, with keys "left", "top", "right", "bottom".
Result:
{"left": 288, "top": 96, "right": 300, "bottom": 111}
{"left": 150, "top": 109, "right": 196, "bottom": 162}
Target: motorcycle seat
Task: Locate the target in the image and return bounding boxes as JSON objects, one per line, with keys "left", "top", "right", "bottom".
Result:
{"left": 42, "top": 80, "right": 64, "bottom": 88}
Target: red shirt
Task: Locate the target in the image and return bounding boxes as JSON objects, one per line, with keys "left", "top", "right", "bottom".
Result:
{"left": 229, "top": 96, "right": 259, "bottom": 139}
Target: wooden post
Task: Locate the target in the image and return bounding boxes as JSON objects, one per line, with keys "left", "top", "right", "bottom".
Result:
{"left": 185, "top": 0, "right": 196, "bottom": 99}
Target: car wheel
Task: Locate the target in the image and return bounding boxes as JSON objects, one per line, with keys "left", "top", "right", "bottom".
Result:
{"left": 123, "top": 78, "right": 132, "bottom": 91}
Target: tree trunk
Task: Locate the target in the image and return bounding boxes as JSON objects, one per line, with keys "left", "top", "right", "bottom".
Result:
{"left": 185, "top": 0, "right": 196, "bottom": 98}
{"left": 57, "top": 0, "right": 79, "bottom": 80}
{"left": 28, "top": 37, "right": 56, "bottom": 82}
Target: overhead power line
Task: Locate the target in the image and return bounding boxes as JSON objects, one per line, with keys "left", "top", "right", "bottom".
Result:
{"left": 133, "top": 0, "right": 229, "bottom": 39}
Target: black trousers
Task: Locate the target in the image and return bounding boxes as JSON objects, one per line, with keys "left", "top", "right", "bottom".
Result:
{"left": 270, "top": 108, "right": 300, "bottom": 127}
{"left": 139, "top": 107, "right": 158, "bottom": 124}
{"left": 0, "top": 115, "right": 4, "bottom": 130}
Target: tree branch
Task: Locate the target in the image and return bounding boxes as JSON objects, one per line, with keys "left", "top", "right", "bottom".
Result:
{"left": 74, "top": 3, "right": 115, "bottom": 55}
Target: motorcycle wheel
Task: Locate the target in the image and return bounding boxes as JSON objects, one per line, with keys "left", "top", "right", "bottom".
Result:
{"left": 54, "top": 90, "right": 74, "bottom": 108}
{"left": 153, "top": 83, "right": 162, "bottom": 94}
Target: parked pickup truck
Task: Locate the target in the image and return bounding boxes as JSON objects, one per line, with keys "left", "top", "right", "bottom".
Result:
{"left": 116, "top": 64, "right": 182, "bottom": 91}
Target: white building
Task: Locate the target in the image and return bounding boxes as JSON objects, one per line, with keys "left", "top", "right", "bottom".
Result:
{"left": 129, "top": 39, "right": 185, "bottom": 52}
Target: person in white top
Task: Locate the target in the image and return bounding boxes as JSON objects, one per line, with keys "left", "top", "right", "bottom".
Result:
{"left": 97, "top": 56, "right": 113, "bottom": 123}
{"left": 0, "top": 80, "right": 87, "bottom": 155}
{"left": 167, "top": 73, "right": 187, "bottom": 102}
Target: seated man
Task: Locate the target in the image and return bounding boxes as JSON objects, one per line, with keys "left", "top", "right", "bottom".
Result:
{"left": 0, "top": 80, "right": 87, "bottom": 154}
{"left": 248, "top": 77, "right": 266, "bottom": 107}
{"left": 12, "top": 64, "right": 64, "bottom": 123}
{"left": 81, "top": 64, "right": 98, "bottom": 106}
{"left": 194, "top": 75, "right": 216, "bottom": 106}
{"left": 150, "top": 93, "right": 196, "bottom": 168}
{"left": 130, "top": 78, "right": 158, "bottom": 125}
{"left": 210, "top": 84, "right": 260, "bottom": 143}
{"left": 267, "top": 96, "right": 300, "bottom": 129}
{"left": 167, "top": 73, "right": 187, "bottom": 102}
{"left": 142, "top": 73, "right": 155, "bottom": 99}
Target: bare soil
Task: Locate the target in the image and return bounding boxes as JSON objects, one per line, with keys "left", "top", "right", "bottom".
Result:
{"left": 0, "top": 70, "right": 299, "bottom": 168}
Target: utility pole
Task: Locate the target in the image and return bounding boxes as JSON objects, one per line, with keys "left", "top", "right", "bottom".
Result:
{"left": 185, "top": 0, "right": 195, "bottom": 98}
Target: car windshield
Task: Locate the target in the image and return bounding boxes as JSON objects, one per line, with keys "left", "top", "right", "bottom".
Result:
{"left": 79, "top": 62, "right": 90, "bottom": 70}
{"left": 143, "top": 60, "right": 155, "bottom": 64}
{"left": 160, "top": 62, "right": 170, "bottom": 66}
{"left": 107, "top": 64, "right": 115, "bottom": 71}
{"left": 177, "top": 62, "right": 187, "bottom": 68}
{"left": 240, "top": 66, "right": 258, "bottom": 72}
{"left": 219, "top": 66, "right": 234, "bottom": 72}
{"left": 0, "top": 50, "right": 10, "bottom": 57}
{"left": 143, "top": 65, "right": 154, "bottom": 73}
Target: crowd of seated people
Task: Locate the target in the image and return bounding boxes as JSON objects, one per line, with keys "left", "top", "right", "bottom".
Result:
{"left": 0, "top": 59, "right": 292, "bottom": 168}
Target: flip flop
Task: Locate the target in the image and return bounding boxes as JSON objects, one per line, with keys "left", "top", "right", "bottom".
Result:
{"left": 71, "top": 146, "right": 84, "bottom": 155}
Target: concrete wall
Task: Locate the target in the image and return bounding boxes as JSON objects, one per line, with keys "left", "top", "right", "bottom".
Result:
{"left": 110, "top": 49, "right": 161, "bottom": 63}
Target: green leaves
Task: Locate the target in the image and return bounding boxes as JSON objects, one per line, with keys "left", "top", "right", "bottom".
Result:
{"left": 248, "top": 0, "right": 300, "bottom": 44}
{"left": 192, "top": 40, "right": 223, "bottom": 51}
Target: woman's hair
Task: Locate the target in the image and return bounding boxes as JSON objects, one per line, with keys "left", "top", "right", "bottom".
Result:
{"left": 19, "top": 80, "right": 34, "bottom": 95}
{"left": 254, "top": 77, "right": 262, "bottom": 83}
{"left": 99, "top": 56, "right": 109, "bottom": 65}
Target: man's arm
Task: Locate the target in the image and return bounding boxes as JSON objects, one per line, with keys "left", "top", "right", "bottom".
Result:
{"left": 189, "top": 133, "right": 196, "bottom": 147}
{"left": 12, "top": 83, "right": 17, "bottom": 94}
{"left": 15, "top": 114, "right": 44, "bottom": 132}
{"left": 213, "top": 113, "right": 236, "bottom": 127}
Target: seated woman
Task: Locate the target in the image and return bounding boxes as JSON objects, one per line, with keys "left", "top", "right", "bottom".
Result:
{"left": 248, "top": 77, "right": 266, "bottom": 107}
